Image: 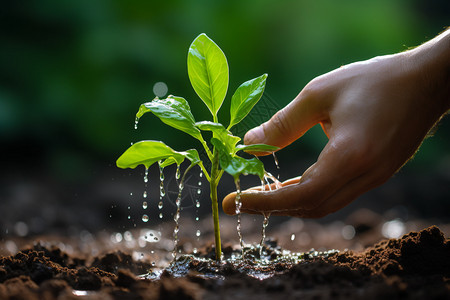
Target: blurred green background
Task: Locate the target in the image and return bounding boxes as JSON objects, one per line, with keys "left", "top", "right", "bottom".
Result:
{"left": 1, "top": 0, "right": 449, "bottom": 233}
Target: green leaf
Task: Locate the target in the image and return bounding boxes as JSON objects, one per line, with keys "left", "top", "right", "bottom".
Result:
{"left": 235, "top": 143, "right": 279, "bottom": 153}
{"left": 137, "top": 96, "right": 202, "bottom": 140}
{"left": 116, "top": 140, "right": 200, "bottom": 169}
{"left": 229, "top": 74, "right": 268, "bottom": 129}
{"left": 211, "top": 138, "right": 264, "bottom": 179}
{"left": 184, "top": 149, "right": 201, "bottom": 165}
{"left": 195, "top": 121, "right": 240, "bottom": 154}
{"left": 188, "top": 33, "right": 229, "bottom": 118}
{"left": 159, "top": 157, "right": 178, "bottom": 168}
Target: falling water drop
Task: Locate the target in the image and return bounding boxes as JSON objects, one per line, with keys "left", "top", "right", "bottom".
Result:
{"left": 158, "top": 161, "right": 165, "bottom": 198}
{"left": 196, "top": 230, "right": 201, "bottom": 237}
{"left": 143, "top": 191, "right": 147, "bottom": 198}
{"left": 143, "top": 168, "right": 149, "bottom": 183}
{"left": 195, "top": 201, "right": 200, "bottom": 208}
{"left": 172, "top": 166, "right": 191, "bottom": 260}
{"left": 198, "top": 181, "right": 202, "bottom": 186}
{"left": 134, "top": 117, "right": 139, "bottom": 130}
{"left": 176, "top": 165, "right": 181, "bottom": 180}
{"left": 259, "top": 212, "right": 271, "bottom": 257}
{"left": 234, "top": 178, "right": 244, "bottom": 256}
{"left": 272, "top": 152, "right": 280, "bottom": 180}
{"left": 290, "top": 233, "right": 296, "bottom": 241}
{"left": 195, "top": 217, "right": 199, "bottom": 221}
{"left": 142, "top": 215, "right": 149, "bottom": 222}
{"left": 142, "top": 201, "right": 148, "bottom": 209}
{"left": 199, "top": 172, "right": 203, "bottom": 178}
{"left": 159, "top": 213, "right": 163, "bottom": 219}
{"left": 197, "top": 189, "right": 201, "bottom": 195}
{"left": 130, "top": 193, "right": 133, "bottom": 196}
{"left": 158, "top": 201, "right": 163, "bottom": 209}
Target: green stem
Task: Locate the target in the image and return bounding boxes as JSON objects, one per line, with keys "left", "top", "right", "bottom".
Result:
{"left": 210, "top": 147, "right": 222, "bottom": 261}
{"left": 199, "top": 136, "right": 213, "bottom": 161}
{"left": 198, "top": 162, "right": 211, "bottom": 182}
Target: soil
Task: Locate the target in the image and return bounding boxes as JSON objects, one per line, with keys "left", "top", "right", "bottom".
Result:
{"left": 0, "top": 225, "right": 449, "bottom": 300}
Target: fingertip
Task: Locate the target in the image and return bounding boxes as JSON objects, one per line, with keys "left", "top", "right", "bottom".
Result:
{"left": 222, "top": 192, "right": 237, "bottom": 215}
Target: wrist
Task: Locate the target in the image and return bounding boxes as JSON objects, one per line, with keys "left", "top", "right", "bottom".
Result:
{"left": 408, "top": 29, "right": 450, "bottom": 114}
{"left": 403, "top": 29, "right": 450, "bottom": 116}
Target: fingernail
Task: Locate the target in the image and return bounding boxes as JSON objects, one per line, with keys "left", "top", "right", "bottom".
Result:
{"left": 244, "top": 126, "right": 264, "bottom": 144}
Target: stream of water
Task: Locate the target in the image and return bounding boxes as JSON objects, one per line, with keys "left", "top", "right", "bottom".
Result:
{"left": 234, "top": 178, "right": 244, "bottom": 256}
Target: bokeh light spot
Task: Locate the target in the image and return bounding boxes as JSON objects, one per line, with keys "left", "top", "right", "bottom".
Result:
{"left": 153, "top": 82, "right": 168, "bottom": 98}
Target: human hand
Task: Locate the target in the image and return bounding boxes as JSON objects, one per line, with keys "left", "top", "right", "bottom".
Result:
{"left": 223, "top": 30, "right": 450, "bottom": 218}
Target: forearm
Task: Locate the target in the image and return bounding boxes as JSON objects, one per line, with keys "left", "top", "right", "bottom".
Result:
{"left": 408, "top": 28, "right": 450, "bottom": 114}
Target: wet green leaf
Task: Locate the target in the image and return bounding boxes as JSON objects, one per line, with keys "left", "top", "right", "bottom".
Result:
{"left": 184, "top": 149, "right": 201, "bottom": 165}
{"left": 159, "top": 157, "right": 178, "bottom": 168}
{"left": 235, "top": 143, "right": 279, "bottom": 153}
{"left": 116, "top": 140, "right": 199, "bottom": 169}
{"left": 137, "top": 96, "right": 202, "bottom": 140}
{"left": 195, "top": 121, "right": 240, "bottom": 154}
{"left": 211, "top": 138, "right": 264, "bottom": 179}
{"left": 188, "top": 33, "right": 228, "bottom": 117}
{"left": 229, "top": 74, "right": 267, "bottom": 129}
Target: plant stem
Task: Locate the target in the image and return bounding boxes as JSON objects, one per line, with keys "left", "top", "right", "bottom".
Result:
{"left": 210, "top": 147, "right": 222, "bottom": 261}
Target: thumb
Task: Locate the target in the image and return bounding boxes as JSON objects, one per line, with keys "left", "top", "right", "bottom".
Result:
{"left": 244, "top": 86, "right": 327, "bottom": 149}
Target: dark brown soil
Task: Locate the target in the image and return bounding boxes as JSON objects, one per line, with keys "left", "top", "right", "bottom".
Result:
{"left": 1, "top": 226, "right": 449, "bottom": 300}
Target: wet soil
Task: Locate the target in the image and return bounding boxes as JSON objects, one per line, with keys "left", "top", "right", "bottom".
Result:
{"left": 0, "top": 226, "right": 449, "bottom": 300}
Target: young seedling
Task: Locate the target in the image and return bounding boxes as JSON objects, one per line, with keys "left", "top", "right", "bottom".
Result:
{"left": 116, "top": 33, "right": 277, "bottom": 261}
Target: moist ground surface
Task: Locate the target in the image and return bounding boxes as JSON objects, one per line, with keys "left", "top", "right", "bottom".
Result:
{"left": 0, "top": 225, "right": 449, "bottom": 300}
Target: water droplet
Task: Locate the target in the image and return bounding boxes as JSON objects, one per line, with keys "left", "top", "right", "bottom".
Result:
{"left": 195, "top": 217, "right": 199, "bottom": 221}
{"left": 195, "top": 201, "right": 200, "bottom": 208}
{"left": 128, "top": 215, "right": 131, "bottom": 220}
{"left": 196, "top": 230, "right": 201, "bottom": 237}
{"left": 143, "top": 191, "right": 147, "bottom": 198}
{"left": 176, "top": 165, "right": 181, "bottom": 180}
{"left": 198, "top": 181, "right": 202, "bottom": 186}
{"left": 142, "top": 215, "right": 149, "bottom": 222}
{"left": 127, "top": 206, "right": 131, "bottom": 210}
{"left": 272, "top": 152, "right": 280, "bottom": 169}
{"left": 143, "top": 168, "right": 149, "bottom": 183}
{"left": 130, "top": 193, "right": 133, "bottom": 196}
{"left": 197, "top": 189, "right": 201, "bottom": 195}
{"left": 134, "top": 117, "right": 139, "bottom": 130}
{"left": 130, "top": 142, "right": 134, "bottom": 146}
{"left": 142, "top": 201, "right": 148, "bottom": 209}
{"left": 159, "top": 213, "right": 163, "bottom": 219}
{"left": 158, "top": 201, "right": 163, "bottom": 209}
{"left": 199, "top": 172, "right": 203, "bottom": 178}
{"left": 290, "top": 234, "right": 296, "bottom": 241}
